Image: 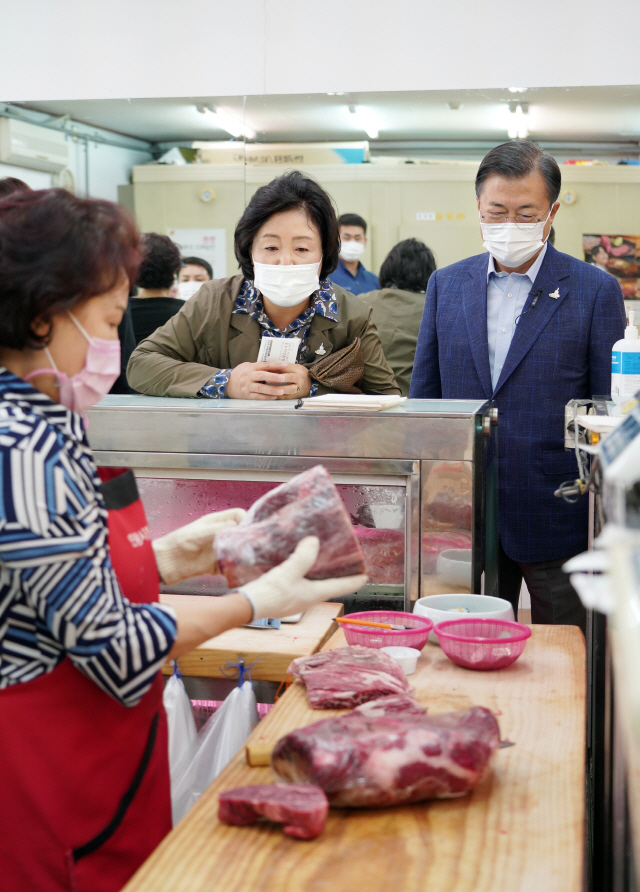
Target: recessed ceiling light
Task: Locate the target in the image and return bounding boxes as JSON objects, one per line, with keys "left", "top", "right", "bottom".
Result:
{"left": 196, "top": 104, "right": 256, "bottom": 140}
{"left": 346, "top": 105, "right": 379, "bottom": 139}
{"left": 508, "top": 87, "right": 528, "bottom": 93}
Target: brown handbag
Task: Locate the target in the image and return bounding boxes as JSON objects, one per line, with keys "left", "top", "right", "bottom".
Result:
{"left": 308, "top": 337, "right": 365, "bottom": 394}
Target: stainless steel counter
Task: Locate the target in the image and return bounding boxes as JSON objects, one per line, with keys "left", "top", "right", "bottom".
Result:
{"left": 88, "top": 396, "right": 497, "bottom": 609}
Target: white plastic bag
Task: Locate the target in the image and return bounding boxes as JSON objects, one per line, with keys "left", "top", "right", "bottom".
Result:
{"left": 163, "top": 667, "right": 197, "bottom": 788}
{"left": 171, "top": 680, "right": 258, "bottom": 825}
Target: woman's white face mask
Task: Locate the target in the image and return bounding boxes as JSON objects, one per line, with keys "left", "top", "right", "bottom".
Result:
{"left": 252, "top": 259, "right": 321, "bottom": 307}
{"left": 480, "top": 206, "right": 553, "bottom": 268}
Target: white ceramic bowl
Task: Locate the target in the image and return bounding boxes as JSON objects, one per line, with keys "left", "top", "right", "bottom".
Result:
{"left": 413, "top": 593, "right": 514, "bottom": 644}
{"left": 435, "top": 549, "right": 472, "bottom": 588}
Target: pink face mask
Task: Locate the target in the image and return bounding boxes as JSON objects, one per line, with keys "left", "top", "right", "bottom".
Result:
{"left": 25, "top": 312, "right": 121, "bottom": 415}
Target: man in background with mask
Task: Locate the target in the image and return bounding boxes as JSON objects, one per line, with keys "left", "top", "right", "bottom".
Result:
{"left": 410, "top": 139, "right": 625, "bottom": 632}
{"left": 177, "top": 255, "right": 213, "bottom": 301}
{"left": 329, "top": 213, "right": 380, "bottom": 295}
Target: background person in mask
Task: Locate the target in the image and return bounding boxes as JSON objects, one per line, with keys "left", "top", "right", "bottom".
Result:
{"left": 410, "top": 139, "right": 625, "bottom": 632}
{"left": 128, "top": 171, "right": 399, "bottom": 400}
{"left": 329, "top": 212, "right": 380, "bottom": 295}
{"left": 130, "top": 233, "right": 185, "bottom": 345}
{"left": 359, "top": 238, "right": 436, "bottom": 396}
{"left": 177, "top": 255, "right": 213, "bottom": 301}
{"left": 0, "top": 188, "right": 368, "bottom": 891}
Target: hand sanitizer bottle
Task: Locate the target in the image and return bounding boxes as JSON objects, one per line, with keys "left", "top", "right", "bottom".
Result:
{"left": 611, "top": 310, "right": 640, "bottom": 404}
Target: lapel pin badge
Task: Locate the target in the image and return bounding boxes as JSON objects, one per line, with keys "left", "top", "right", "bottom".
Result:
{"left": 549, "top": 288, "right": 560, "bottom": 299}
{"left": 317, "top": 343, "right": 327, "bottom": 355}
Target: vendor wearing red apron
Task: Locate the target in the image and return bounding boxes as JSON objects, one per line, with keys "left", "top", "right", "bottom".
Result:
{"left": 0, "top": 189, "right": 367, "bottom": 892}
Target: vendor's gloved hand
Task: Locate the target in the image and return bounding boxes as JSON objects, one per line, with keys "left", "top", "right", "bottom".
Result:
{"left": 238, "top": 536, "right": 368, "bottom": 621}
{"left": 152, "top": 508, "right": 246, "bottom": 586}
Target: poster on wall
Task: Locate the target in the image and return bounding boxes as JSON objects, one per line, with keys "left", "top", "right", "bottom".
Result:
{"left": 583, "top": 234, "right": 640, "bottom": 298}
{"left": 167, "top": 228, "right": 227, "bottom": 279}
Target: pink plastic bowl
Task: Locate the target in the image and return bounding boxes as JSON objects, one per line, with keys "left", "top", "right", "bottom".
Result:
{"left": 342, "top": 611, "right": 433, "bottom": 650}
{"left": 435, "top": 618, "right": 531, "bottom": 670}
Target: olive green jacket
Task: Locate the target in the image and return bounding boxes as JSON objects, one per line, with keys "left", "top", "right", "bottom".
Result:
{"left": 127, "top": 275, "right": 400, "bottom": 397}
{"left": 358, "top": 287, "right": 427, "bottom": 397}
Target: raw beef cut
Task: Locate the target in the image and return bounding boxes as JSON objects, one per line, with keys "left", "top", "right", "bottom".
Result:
{"left": 215, "top": 466, "right": 366, "bottom": 587}
{"left": 218, "top": 784, "right": 328, "bottom": 839}
{"left": 272, "top": 705, "right": 500, "bottom": 808}
{"left": 355, "top": 528, "right": 405, "bottom": 584}
{"left": 352, "top": 695, "right": 426, "bottom": 718}
{"left": 422, "top": 530, "right": 472, "bottom": 574}
{"left": 288, "top": 645, "right": 411, "bottom": 709}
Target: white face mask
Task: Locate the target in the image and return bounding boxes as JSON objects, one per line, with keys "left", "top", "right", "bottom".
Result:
{"left": 480, "top": 207, "right": 553, "bottom": 268}
{"left": 340, "top": 240, "right": 365, "bottom": 262}
{"left": 177, "top": 281, "right": 203, "bottom": 301}
{"left": 252, "top": 259, "right": 321, "bottom": 308}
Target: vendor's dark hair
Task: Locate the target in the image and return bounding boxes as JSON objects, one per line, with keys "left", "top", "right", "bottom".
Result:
{"left": 0, "top": 188, "right": 141, "bottom": 350}
{"left": 0, "top": 177, "right": 30, "bottom": 200}
{"left": 338, "top": 213, "right": 367, "bottom": 234}
{"left": 234, "top": 170, "right": 340, "bottom": 280}
{"left": 181, "top": 255, "right": 213, "bottom": 279}
{"left": 137, "top": 233, "right": 182, "bottom": 289}
{"left": 379, "top": 238, "right": 436, "bottom": 292}
{"left": 475, "top": 139, "right": 561, "bottom": 205}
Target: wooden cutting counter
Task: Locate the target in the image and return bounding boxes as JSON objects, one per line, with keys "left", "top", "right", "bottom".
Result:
{"left": 159, "top": 598, "right": 342, "bottom": 681}
{"left": 125, "top": 624, "right": 586, "bottom": 892}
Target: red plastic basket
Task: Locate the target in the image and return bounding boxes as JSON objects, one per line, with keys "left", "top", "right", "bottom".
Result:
{"left": 435, "top": 618, "right": 531, "bottom": 670}
{"left": 341, "top": 611, "right": 433, "bottom": 650}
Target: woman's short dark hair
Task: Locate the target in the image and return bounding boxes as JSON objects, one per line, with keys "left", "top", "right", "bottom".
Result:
{"left": 475, "top": 139, "right": 561, "bottom": 205}
{"left": 591, "top": 244, "right": 608, "bottom": 261}
{"left": 137, "top": 233, "right": 182, "bottom": 289}
{"left": 234, "top": 170, "right": 340, "bottom": 280}
{"left": 0, "top": 188, "right": 141, "bottom": 350}
{"left": 379, "top": 238, "right": 436, "bottom": 292}
{"left": 181, "top": 255, "right": 213, "bottom": 279}
{"left": 0, "top": 177, "right": 30, "bottom": 200}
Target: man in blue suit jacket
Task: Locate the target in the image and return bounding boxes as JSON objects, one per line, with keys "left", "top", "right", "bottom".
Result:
{"left": 410, "top": 140, "right": 625, "bottom": 630}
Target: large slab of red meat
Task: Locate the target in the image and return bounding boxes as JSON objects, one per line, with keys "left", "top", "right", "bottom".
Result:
{"left": 287, "top": 645, "right": 412, "bottom": 709}
{"left": 355, "top": 527, "right": 405, "bottom": 584}
{"left": 218, "top": 784, "right": 328, "bottom": 839}
{"left": 272, "top": 705, "right": 500, "bottom": 808}
{"left": 215, "top": 465, "right": 366, "bottom": 587}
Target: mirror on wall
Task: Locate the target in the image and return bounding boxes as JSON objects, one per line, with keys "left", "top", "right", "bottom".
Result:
{"left": 6, "top": 85, "right": 640, "bottom": 299}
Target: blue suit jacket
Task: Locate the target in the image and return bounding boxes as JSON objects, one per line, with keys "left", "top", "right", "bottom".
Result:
{"left": 409, "top": 244, "right": 626, "bottom": 562}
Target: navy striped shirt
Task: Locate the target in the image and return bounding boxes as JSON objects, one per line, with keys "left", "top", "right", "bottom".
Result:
{"left": 0, "top": 370, "right": 177, "bottom": 706}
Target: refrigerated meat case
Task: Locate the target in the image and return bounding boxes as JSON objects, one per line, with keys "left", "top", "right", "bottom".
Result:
{"left": 87, "top": 396, "right": 499, "bottom": 610}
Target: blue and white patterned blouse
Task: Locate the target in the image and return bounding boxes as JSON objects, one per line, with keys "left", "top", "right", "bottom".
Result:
{"left": 199, "top": 279, "right": 338, "bottom": 398}
{"left": 0, "top": 370, "right": 177, "bottom": 706}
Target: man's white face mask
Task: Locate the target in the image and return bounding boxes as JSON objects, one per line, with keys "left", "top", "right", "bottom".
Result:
{"left": 340, "top": 240, "right": 365, "bottom": 263}
{"left": 480, "top": 206, "right": 553, "bottom": 268}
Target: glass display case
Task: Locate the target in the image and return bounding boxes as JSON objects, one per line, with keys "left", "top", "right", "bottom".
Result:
{"left": 87, "top": 396, "right": 498, "bottom": 609}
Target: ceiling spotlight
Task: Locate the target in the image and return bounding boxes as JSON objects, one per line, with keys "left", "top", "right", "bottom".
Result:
{"left": 508, "top": 87, "right": 528, "bottom": 93}
{"left": 196, "top": 104, "right": 256, "bottom": 140}
{"left": 346, "top": 104, "right": 379, "bottom": 140}
{"left": 508, "top": 103, "right": 529, "bottom": 139}
{"left": 446, "top": 102, "right": 463, "bottom": 110}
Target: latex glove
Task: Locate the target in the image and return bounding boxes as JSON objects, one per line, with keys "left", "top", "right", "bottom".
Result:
{"left": 152, "top": 509, "right": 246, "bottom": 586}
{"left": 238, "top": 536, "right": 368, "bottom": 621}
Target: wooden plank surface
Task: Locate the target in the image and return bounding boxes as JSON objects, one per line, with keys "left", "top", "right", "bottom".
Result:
{"left": 125, "top": 625, "right": 586, "bottom": 892}
{"left": 159, "top": 598, "right": 342, "bottom": 681}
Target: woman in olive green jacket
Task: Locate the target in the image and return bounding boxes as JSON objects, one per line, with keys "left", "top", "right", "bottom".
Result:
{"left": 127, "top": 171, "right": 399, "bottom": 400}
{"left": 358, "top": 238, "right": 437, "bottom": 397}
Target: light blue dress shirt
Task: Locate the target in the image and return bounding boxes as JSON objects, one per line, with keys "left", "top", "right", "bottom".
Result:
{"left": 486, "top": 243, "right": 548, "bottom": 390}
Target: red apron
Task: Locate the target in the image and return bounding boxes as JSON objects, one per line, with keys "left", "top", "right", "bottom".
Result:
{"left": 0, "top": 468, "right": 172, "bottom": 892}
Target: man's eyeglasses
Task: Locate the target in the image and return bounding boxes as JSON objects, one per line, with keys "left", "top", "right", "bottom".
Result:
{"left": 479, "top": 207, "right": 552, "bottom": 230}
